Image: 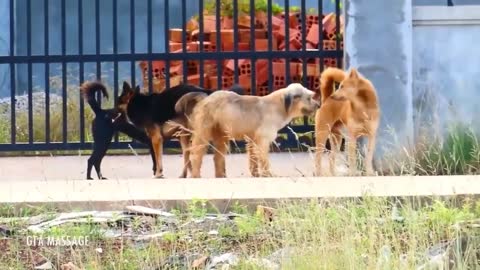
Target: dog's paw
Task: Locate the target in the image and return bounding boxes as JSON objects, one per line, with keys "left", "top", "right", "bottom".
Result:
{"left": 86, "top": 177, "right": 94, "bottom": 180}
{"left": 153, "top": 174, "right": 164, "bottom": 179}
{"left": 100, "top": 177, "right": 108, "bottom": 180}
{"left": 260, "top": 171, "right": 275, "bottom": 178}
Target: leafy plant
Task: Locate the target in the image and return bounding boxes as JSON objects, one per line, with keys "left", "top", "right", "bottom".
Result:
{"left": 187, "top": 198, "right": 209, "bottom": 218}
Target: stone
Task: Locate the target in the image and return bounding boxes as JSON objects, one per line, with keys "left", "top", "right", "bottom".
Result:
{"left": 60, "top": 262, "right": 81, "bottom": 270}
{"left": 206, "top": 253, "right": 239, "bottom": 270}
{"left": 192, "top": 255, "right": 209, "bottom": 269}
{"left": 34, "top": 260, "right": 53, "bottom": 270}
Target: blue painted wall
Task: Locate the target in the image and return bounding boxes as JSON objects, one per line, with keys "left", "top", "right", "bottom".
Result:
{"left": 412, "top": 24, "right": 480, "bottom": 140}
{"left": 0, "top": 0, "right": 336, "bottom": 98}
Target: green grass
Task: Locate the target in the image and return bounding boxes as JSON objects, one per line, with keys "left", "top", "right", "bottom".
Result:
{"left": 0, "top": 198, "right": 479, "bottom": 269}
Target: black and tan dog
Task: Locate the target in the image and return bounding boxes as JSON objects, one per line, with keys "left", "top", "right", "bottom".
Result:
{"left": 80, "top": 81, "right": 156, "bottom": 180}
{"left": 117, "top": 82, "right": 244, "bottom": 178}
{"left": 179, "top": 83, "right": 320, "bottom": 178}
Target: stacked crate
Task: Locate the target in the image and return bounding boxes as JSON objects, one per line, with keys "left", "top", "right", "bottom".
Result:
{"left": 140, "top": 12, "right": 343, "bottom": 94}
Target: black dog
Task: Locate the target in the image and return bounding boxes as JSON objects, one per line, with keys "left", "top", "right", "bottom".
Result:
{"left": 80, "top": 81, "right": 156, "bottom": 180}
{"left": 117, "top": 82, "right": 245, "bottom": 178}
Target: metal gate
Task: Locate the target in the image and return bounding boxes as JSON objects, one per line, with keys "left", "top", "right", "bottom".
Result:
{"left": 0, "top": 0, "right": 343, "bottom": 152}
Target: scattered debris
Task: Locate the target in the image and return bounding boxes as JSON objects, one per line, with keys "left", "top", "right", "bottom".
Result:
{"left": 246, "top": 258, "right": 279, "bottom": 270}
{"left": 125, "top": 205, "right": 175, "bottom": 217}
{"left": 256, "top": 205, "right": 276, "bottom": 222}
{"left": 0, "top": 225, "right": 13, "bottom": 236}
{"left": 134, "top": 232, "right": 170, "bottom": 242}
{"left": 27, "top": 211, "right": 133, "bottom": 233}
{"left": 34, "top": 259, "right": 53, "bottom": 270}
{"left": 266, "top": 247, "right": 294, "bottom": 266}
{"left": 391, "top": 205, "right": 405, "bottom": 222}
{"left": 208, "top": 230, "right": 219, "bottom": 236}
{"left": 60, "top": 262, "right": 82, "bottom": 270}
{"left": 192, "top": 255, "right": 209, "bottom": 269}
{"left": 206, "top": 253, "right": 239, "bottom": 270}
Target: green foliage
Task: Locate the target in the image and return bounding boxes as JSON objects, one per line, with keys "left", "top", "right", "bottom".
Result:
{"left": 415, "top": 124, "right": 480, "bottom": 175}
{"left": 203, "top": 0, "right": 284, "bottom": 17}
{"left": 235, "top": 214, "right": 262, "bottom": 240}
{"left": 187, "top": 198, "right": 209, "bottom": 218}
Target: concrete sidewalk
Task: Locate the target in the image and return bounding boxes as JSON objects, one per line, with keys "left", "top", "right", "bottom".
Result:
{"left": 0, "top": 152, "right": 345, "bottom": 181}
{"left": 1, "top": 154, "right": 479, "bottom": 210}
{"left": 0, "top": 175, "right": 479, "bottom": 205}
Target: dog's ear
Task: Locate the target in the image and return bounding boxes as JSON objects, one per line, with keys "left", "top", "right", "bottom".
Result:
{"left": 284, "top": 93, "right": 292, "bottom": 112}
{"left": 121, "top": 81, "right": 132, "bottom": 95}
{"left": 349, "top": 68, "right": 359, "bottom": 79}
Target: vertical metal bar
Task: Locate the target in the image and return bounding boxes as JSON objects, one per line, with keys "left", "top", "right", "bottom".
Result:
{"left": 27, "top": 0, "right": 33, "bottom": 144}
{"left": 181, "top": 0, "right": 187, "bottom": 84}
{"left": 164, "top": 0, "right": 170, "bottom": 89}
{"left": 147, "top": 0, "right": 153, "bottom": 93}
{"left": 9, "top": 0, "right": 16, "bottom": 144}
{"left": 130, "top": 0, "right": 135, "bottom": 87}
{"left": 79, "top": 0, "right": 85, "bottom": 144}
{"left": 447, "top": 0, "right": 454, "bottom": 6}
{"left": 95, "top": 0, "right": 101, "bottom": 91}
{"left": 249, "top": 0, "right": 256, "bottom": 95}
{"left": 284, "top": 0, "right": 291, "bottom": 83}
{"left": 232, "top": 0, "right": 238, "bottom": 85}
{"left": 267, "top": 0, "right": 273, "bottom": 93}
{"left": 318, "top": 0, "right": 324, "bottom": 73}
{"left": 61, "top": 0, "right": 67, "bottom": 144}
{"left": 44, "top": 0, "right": 50, "bottom": 143}
{"left": 198, "top": 0, "right": 205, "bottom": 88}
{"left": 335, "top": 0, "right": 341, "bottom": 68}
{"left": 300, "top": 0, "right": 307, "bottom": 86}
{"left": 215, "top": 0, "right": 222, "bottom": 90}
{"left": 113, "top": 0, "right": 119, "bottom": 142}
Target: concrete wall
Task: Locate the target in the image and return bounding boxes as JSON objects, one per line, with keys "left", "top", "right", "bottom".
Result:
{"left": 344, "top": 0, "right": 414, "bottom": 161}
{"left": 412, "top": 6, "right": 480, "bottom": 142}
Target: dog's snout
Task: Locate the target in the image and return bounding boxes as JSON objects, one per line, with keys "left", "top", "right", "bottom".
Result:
{"left": 312, "top": 99, "right": 321, "bottom": 109}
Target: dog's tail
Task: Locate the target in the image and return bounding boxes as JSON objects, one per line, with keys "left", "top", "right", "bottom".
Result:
{"left": 320, "top": 67, "right": 346, "bottom": 102}
{"left": 175, "top": 92, "right": 209, "bottom": 117}
{"left": 80, "top": 81, "right": 109, "bottom": 114}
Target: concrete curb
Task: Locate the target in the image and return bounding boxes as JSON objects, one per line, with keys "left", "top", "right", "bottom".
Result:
{"left": 1, "top": 175, "right": 479, "bottom": 210}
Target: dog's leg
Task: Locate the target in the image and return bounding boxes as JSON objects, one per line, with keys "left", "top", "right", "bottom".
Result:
{"left": 179, "top": 135, "right": 191, "bottom": 178}
{"left": 329, "top": 131, "right": 343, "bottom": 176}
{"left": 89, "top": 141, "right": 110, "bottom": 180}
{"left": 190, "top": 135, "right": 208, "bottom": 178}
{"left": 87, "top": 157, "right": 95, "bottom": 180}
{"left": 347, "top": 134, "right": 358, "bottom": 176}
{"left": 365, "top": 134, "right": 377, "bottom": 176}
{"left": 212, "top": 136, "right": 228, "bottom": 178}
{"left": 314, "top": 125, "right": 330, "bottom": 177}
{"left": 147, "top": 126, "right": 164, "bottom": 178}
{"left": 256, "top": 140, "right": 273, "bottom": 177}
{"left": 246, "top": 142, "right": 259, "bottom": 177}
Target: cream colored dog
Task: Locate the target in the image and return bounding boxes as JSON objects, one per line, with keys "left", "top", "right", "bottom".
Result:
{"left": 180, "top": 83, "right": 320, "bottom": 178}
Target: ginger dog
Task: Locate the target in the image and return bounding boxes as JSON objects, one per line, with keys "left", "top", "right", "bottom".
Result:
{"left": 182, "top": 83, "right": 320, "bottom": 178}
{"left": 314, "top": 67, "right": 380, "bottom": 176}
